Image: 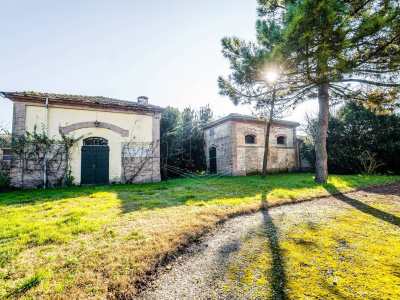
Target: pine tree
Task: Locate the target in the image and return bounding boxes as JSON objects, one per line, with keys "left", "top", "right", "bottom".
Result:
{"left": 221, "top": 0, "right": 400, "bottom": 182}
{"left": 219, "top": 27, "right": 300, "bottom": 178}
{"left": 258, "top": 0, "right": 400, "bottom": 182}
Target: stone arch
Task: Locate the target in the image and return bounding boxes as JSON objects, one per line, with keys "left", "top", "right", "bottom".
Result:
{"left": 59, "top": 121, "right": 129, "bottom": 137}
{"left": 276, "top": 134, "right": 287, "bottom": 145}
{"left": 245, "top": 134, "right": 256, "bottom": 144}
{"left": 243, "top": 131, "right": 258, "bottom": 144}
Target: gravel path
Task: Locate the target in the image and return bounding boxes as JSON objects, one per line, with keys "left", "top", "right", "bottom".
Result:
{"left": 141, "top": 184, "right": 400, "bottom": 300}
{"left": 142, "top": 211, "right": 265, "bottom": 300}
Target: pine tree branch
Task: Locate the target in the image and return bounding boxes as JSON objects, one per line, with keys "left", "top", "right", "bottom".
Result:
{"left": 337, "top": 79, "right": 400, "bottom": 87}
{"left": 355, "top": 68, "right": 400, "bottom": 74}
{"left": 353, "top": 32, "right": 400, "bottom": 69}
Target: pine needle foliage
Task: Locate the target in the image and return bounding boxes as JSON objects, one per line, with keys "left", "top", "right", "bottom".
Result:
{"left": 220, "top": 0, "right": 400, "bottom": 182}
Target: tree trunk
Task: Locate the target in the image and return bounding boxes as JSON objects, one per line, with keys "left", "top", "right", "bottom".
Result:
{"left": 314, "top": 82, "right": 330, "bottom": 183}
{"left": 261, "top": 85, "right": 276, "bottom": 179}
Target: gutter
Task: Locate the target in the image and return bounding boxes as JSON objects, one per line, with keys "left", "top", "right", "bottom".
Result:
{"left": 43, "top": 97, "right": 49, "bottom": 189}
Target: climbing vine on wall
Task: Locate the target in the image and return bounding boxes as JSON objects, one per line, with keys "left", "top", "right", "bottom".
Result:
{"left": 0, "top": 124, "right": 78, "bottom": 188}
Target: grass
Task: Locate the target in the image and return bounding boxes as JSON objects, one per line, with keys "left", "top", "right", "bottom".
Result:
{"left": 0, "top": 173, "right": 398, "bottom": 299}
{"left": 210, "top": 190, "right": 400, "bottom": 299}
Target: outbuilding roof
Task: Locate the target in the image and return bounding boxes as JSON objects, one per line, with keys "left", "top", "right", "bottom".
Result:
{"left": 0, "top": 91, "right": 165, "bottom": 113}
{"left": 203, "top": 113, "right": 300, "bottom": 129}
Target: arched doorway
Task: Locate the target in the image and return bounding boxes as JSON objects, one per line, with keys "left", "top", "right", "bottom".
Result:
{"left": 81, "top": 137, "right": 109, "bottom": 185}
{"left": 209, "top": 147, "right": 217, "bottom": 174}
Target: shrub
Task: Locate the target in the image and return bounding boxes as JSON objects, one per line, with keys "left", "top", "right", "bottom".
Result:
{"left": 64, "top": 169, "right": 75, "bottom": 187}
{"left": 0, "top": 172, "right": 11, "bottom": 192}
{"left": 304, "top": 102, "right": 400, "bottom": 174}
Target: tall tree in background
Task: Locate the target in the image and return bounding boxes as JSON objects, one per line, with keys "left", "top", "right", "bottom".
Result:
{"left": 304, "top": 101, "right": 400, "bottom": 175}
{"left": 256, "top": 0, "right": 400, "bottom": 182}
{"left": 160, "top": 106, "right": 181, "bottom": 178}
{"left": 160, "top": 105, "right": 213, "bottom": 179}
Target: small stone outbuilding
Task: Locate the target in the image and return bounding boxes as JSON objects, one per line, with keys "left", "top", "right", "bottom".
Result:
{"left": 203, "top": 114, "right": 306, "bottom": 176}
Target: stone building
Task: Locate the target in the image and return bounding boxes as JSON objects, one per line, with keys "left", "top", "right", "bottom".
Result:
{"left": 203, "top": 114, "right": 306, "bottom": 176}
{"left": 1, "top": 91, "right": 165, "bottom": 188}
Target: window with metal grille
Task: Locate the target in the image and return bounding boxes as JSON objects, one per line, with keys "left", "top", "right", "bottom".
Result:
{"left": 277, "top": 136, "right": 286, "bottom": 145}
{"left": 83, "top": 138, "right": 108, "bottom": 146}
{"left": 2, "top": 149, "right": 11, "bottom": 161}
{"left": 245, "top": 135, "right": 256, "bottom": 144}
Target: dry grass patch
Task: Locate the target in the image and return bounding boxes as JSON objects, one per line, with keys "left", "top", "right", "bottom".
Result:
{"left": 0, "top": 173, "right": 398, "bottom": 299}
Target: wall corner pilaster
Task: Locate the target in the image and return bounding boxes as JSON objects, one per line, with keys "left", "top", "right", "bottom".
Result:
{"left": 151, "top": 114, "right": 162, "bottom": 182}
{"left": 231, "top": 121, "right": 237, "bottom": 175}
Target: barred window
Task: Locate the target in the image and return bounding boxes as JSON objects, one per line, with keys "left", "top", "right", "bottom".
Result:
{"left": 245, "top": 135, "right": 256, "bottom": 144}
{"left": 277, "top": 136, "right": 286, "bottom": 145}
{"left": 83, "top": 138, "right": 108, "bottom": 146}
{"left": 2, "top": 149, "right": 11, "bottom": 161}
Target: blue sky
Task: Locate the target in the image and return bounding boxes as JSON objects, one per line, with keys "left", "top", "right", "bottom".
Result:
{"left": 0, "top": 0, "right": 317, "bottom": 131}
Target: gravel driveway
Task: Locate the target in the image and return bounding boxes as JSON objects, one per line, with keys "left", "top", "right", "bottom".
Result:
{"left": 141, "top": 184, "right": 400, "bottom": 300}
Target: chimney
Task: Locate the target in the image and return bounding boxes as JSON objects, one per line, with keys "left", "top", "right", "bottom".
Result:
{"left": 137, "top": 96, "right": 148, "bottom": 105}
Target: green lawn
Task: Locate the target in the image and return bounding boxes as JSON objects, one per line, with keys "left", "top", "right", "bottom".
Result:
{"left": 210, "top": 189, "right": 400, "bottom": 299}
{"left": 0, "top": 173, "right": 398, "bottom": 299}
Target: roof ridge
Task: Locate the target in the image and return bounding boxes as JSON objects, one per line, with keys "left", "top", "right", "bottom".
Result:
{"left": 204, "top": 113, "right": 300, "bottom": 129}
{"left": 1, "top": 91, "right": 165, "bottom": 111}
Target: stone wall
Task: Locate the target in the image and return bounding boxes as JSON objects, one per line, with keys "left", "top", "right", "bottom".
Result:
{"left": 204, "top": 121, "right": 233, "bottom": 175}
{"left": 151, "top": 114, "right": 162, "bottom": 182}
{"left": 205, "top": 120, "right": 300, "bottom": 176}
{"left": 267, "top": 124, "right": 298, "bottom": 172}
{"left": 121, "top": 150, "right": 154, "bottom": 184}
{"left": 10, "top": 145, "right": 69, "bottom": 189}
{"left": 121, "top": 113, "right": 162, "bottom": 184}
{"left": 233, "top": 122, "right": 265, "bottom": 176}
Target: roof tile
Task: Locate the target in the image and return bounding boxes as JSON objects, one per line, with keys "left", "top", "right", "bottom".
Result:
{"left": 1, "top": 91, "right": 165, "bottom": 111}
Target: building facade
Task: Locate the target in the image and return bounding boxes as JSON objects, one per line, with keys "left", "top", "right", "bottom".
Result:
{"left": 203, "top": 114, "right": 307, "bottom": 176}
{"left": 1, "top": 91, "right": 165, "bottom": 188}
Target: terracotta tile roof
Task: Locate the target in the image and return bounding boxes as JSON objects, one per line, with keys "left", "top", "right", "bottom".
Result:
{"left": 0, "top": 91, "right": 165, "bottom": 111}
{"left": 0, "top": 134, "right": 11, "bottom": 148}
{"left": 203, "top": 113, "right": 300, "bottom": 129}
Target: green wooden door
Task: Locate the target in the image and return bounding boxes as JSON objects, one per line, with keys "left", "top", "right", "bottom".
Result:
{"left": 95, "top": 147, "right": 109, "bottom": 185}
{"left": 81, "top": 145, "right": 109, "bottom": 185}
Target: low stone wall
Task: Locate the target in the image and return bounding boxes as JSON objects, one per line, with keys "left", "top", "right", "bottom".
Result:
{"left": 10, "top": 156, "right": 67, "bottom": 189}
{"left": 121, "top": 144, "right": 160, "bottom": 184}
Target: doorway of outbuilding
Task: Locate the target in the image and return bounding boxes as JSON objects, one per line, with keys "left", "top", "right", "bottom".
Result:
{"left": 209, "top": 147, "right": 217, "bottom": 174}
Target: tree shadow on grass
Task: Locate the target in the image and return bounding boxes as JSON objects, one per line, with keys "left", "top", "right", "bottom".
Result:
{"left": 261, "top": 211, "right": 288, "bottom": 300}
{"left": 358, "top": 183, "right": 400, "bottom": 197}
{"left": 207, "top": 193, "right": 288, "bottom": 299}
{"left": 262, "top": 193, "right": 289, "bottom": 300}
{"left": 324, "top": 184, "right": 400, "bottom": 227}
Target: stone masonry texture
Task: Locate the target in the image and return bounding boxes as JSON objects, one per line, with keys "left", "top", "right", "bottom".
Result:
{"left": 204, "top": 118, "right": 301, "bottom": 176}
